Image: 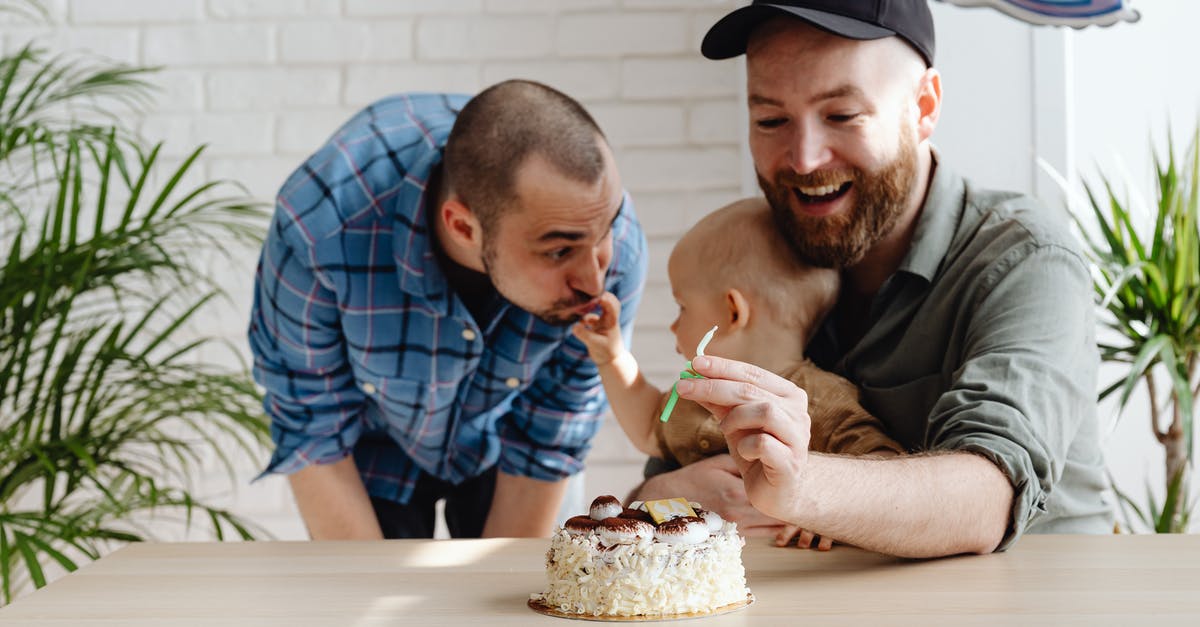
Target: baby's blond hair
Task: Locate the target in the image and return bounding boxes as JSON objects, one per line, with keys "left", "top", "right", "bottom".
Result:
{"left": 672, "top": 198, "right": 838, "bottom": 339}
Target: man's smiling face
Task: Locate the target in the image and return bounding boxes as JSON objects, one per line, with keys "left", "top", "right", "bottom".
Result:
{"left": 746, "top": 18, "right": 924, "bottom": 269}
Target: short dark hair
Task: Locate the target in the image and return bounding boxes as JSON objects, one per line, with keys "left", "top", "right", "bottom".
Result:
{"left": 444, "top": 79, "right": 607, "bottom": 232}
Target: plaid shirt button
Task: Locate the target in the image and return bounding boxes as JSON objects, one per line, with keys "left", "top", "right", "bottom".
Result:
{"left": 505, "top": 377, "right": 520, "bottom": 389}
{"left": 362, "top": 382, "right": 377, "bottom": 394}
{"left": 461, "top": 328, "right": 477, "bottom": 341}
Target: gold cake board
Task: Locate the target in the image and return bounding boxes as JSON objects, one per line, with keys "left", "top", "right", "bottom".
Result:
{"left": 528, "top": 593, "right": 754, "bottom": 622}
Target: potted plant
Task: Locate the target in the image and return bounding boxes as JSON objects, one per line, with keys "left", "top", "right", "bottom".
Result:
{"left": 1074, "top": 128, "right": 1200, "bottom": 533}
{"left": 0, "top": 7, "right": 271, "bottom": 603}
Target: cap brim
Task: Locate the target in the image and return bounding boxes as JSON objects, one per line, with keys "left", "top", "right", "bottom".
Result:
{"left": 701, "top": 4, "right": 896, "bottom": 60}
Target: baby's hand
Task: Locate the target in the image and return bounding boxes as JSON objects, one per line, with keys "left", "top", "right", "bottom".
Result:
{"left": 776, "top": 524, "right": 834, "bottom": 551}
{"left": 571, "top": 292, "right": 624, "bottom": 366}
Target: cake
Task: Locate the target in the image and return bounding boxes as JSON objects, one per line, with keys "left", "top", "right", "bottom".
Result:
{"left": 528, "top": 495, "right": 753, "bottom": 619}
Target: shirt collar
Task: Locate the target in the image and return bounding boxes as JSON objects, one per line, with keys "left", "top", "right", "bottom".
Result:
{"left": 394, "top": 147, "right": 450, "bottom": 303}
{"left": 897, "top": 148, "right": 966, "bottom": 283}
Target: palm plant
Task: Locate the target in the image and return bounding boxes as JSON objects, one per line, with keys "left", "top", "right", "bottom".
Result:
{"left": 1074, "top": 128, "right": 1200, "bottom": 533}
{"left": 1, "top": 10, "right": 271, "bottom": 604}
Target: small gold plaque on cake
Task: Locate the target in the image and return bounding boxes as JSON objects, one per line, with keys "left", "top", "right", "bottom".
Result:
{"left": 643, "top": 497, "right": 697, "bottom": 524}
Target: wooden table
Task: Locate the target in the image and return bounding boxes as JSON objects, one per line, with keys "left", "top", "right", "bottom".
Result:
{"left": 3, "top": 534, "right": 1198, "bottom": 625}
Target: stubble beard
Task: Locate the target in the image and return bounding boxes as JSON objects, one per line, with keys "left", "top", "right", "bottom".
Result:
{"left": 481, "top": 238, "right": 588, "bottom": 327}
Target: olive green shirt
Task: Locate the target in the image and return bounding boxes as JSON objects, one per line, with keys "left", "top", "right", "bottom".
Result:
{"left": 808, "top": 159, "right": 1114, "bottom": 549}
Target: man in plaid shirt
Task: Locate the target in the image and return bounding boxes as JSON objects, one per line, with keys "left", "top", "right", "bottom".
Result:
{"left": 249, "top": 80, "right": 647, "bottom": 539}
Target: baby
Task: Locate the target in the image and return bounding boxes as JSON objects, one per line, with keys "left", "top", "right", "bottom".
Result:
{"left": 573, "top": 197, "right": 903, "bottom": 549}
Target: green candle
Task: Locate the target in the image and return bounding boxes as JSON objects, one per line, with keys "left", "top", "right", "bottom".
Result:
{"left": 658, "top": 325, "right": 718, "bottom": 423}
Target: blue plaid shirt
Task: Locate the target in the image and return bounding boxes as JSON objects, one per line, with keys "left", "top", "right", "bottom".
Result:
{"left": 249, "top": 93, "right": 647, "bottom": 505}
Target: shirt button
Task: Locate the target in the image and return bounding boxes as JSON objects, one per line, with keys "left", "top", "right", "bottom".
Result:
{"left": 698, "top": 439, "right": 711, "bottom": 450}
{"left": 505, "top": 377, "right": 520, "bottom": 389}
{"left": 362, "top": 382, "right": 377, "bottom": 394}
{"left": 462, "top": 328, "right": 477, "bottom": 341}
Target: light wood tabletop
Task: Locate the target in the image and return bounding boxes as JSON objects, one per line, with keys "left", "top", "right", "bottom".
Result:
{"left": 2, "top": 534, "right": 1198, "bottom": 625}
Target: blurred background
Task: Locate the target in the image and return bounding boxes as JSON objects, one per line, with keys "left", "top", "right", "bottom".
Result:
{"left": 2, "top": 0, "right": 1195, "bottom": 549}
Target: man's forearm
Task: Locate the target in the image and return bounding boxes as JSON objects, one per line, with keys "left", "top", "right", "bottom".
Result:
{"left": 482, "top": 471, "right": 568, "bottom": 537}
{"left": 788, "top": 452, "right": 1013, "bottom": 558}
{"left": 288, "top": 455, "right": 384, "bottom": 540}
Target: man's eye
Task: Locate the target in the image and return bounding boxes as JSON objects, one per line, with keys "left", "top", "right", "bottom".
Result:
{"left": 828, "top": 113, "right": 860, "bottom": 123}
{"left": 546, "top": 248, "right": 571, "bottom": 261}
{"left": 755, "top": 117, "right": 786, "bottom": 130}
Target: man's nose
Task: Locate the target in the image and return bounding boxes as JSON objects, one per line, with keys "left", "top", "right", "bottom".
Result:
{"left": 788, "top": 123, "right": 832, "bottom": 175}
{"left": 570, "top": 243, "right": 610, "bottom": 297}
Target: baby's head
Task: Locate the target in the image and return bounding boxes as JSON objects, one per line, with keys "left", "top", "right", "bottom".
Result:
{"left": 667, "top": 198, "right": 838, "bottom": 363}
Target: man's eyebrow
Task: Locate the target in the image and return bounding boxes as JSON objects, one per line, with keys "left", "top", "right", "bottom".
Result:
{"left": 536, "top": 200, "right": 623, "bottom": 243}
{"left": 749, "top": 85, "right": 865, "bottom": 107}
{"left": 749, "top": 93, "right": 782, "bottom": 107}
{"left": 811, "top": 84, "right": 865, "bottom": 102}
{"left": 538, "top": 230, "right": 585, "bottom": 243}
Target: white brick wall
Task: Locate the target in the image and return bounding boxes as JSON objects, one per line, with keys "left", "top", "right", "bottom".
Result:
{"left": 70, "top": 0, "right": 204, "bottom": 24}
{"left": 10, "top": 0, "right": 744, "bottom": 540}
{"left": 143, "top": 24, "right": 276, "bottom": 65}
{"left": 556, "top": 13, "right": 689, "bottom": 56}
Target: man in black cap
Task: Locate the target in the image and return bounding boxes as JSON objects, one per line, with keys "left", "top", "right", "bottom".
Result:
{"left": 635, "top": 0, "right": 1112, "bottom": 558}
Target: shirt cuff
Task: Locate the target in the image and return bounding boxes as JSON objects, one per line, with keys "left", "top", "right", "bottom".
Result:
{"left": 254, "top": 444, "right": 352, "bottom": 482}
{"left": 936, "top": 434, "right": 1048, "bottom": 552}
{"left": 497, "top": 442, "right": 588, "bottom": 481}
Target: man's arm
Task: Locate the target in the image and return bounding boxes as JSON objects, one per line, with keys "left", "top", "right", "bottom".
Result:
{"left": 678, "top": 355, "right": 1013, "bottom": 558}
{"left": 249, "top": 165, "right": 372, "bottom": 539}
{"left": 289, "top": 456, "right": 384, "bottom": 540}
{"left": 789, "top": 452, "right": 1011, "bottom": 556}
{"left": 482, "top": 472, "right": 569, "bottom": 537}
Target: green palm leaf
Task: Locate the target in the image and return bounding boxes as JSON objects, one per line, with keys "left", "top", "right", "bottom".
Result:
{"left": 1, "top": 8, "right": 271, "bottom": 605}
{"left": 1075, "top": 125, "right": 1200, "bottom": 534}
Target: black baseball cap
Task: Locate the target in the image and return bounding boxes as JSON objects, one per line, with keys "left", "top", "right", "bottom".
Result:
{"left": 701, "top": 0, "right": 935, "bottom": 67}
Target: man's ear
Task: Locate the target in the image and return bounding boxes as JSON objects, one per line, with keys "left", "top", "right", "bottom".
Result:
{"left": 726, "top": 288, "right": 751, "bottom": 330}
{"left": 915, "top": 68, "right": 942, "bottom": 142}
{"left": 440, "top": 197, "right": 483, "bottom": 251}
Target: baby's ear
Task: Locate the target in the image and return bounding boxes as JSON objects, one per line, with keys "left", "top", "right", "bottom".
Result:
{"left": 725, "top": 288, "right": 751, "bottom": 329}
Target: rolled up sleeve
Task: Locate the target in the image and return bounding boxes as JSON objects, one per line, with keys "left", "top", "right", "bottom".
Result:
{"left": 249, "top": 211, "right": 365, "bottom": 476}
{"left": 926, "top": 244, "right": 1096, "bottom": 550}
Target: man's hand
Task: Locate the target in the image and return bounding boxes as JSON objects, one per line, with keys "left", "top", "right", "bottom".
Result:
{"left": 675, "top": 354, "right": 813, "bottom": 524}
{"left": 571, "top": 292, "right": 625, "bottom": 366}
{"left": 634, "top": 454, "right": 785, "bottom": 537}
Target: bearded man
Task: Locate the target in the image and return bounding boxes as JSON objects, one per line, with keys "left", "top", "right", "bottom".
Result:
{"left": 634, "top": 0, "right": 1112, "bottom": 558}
